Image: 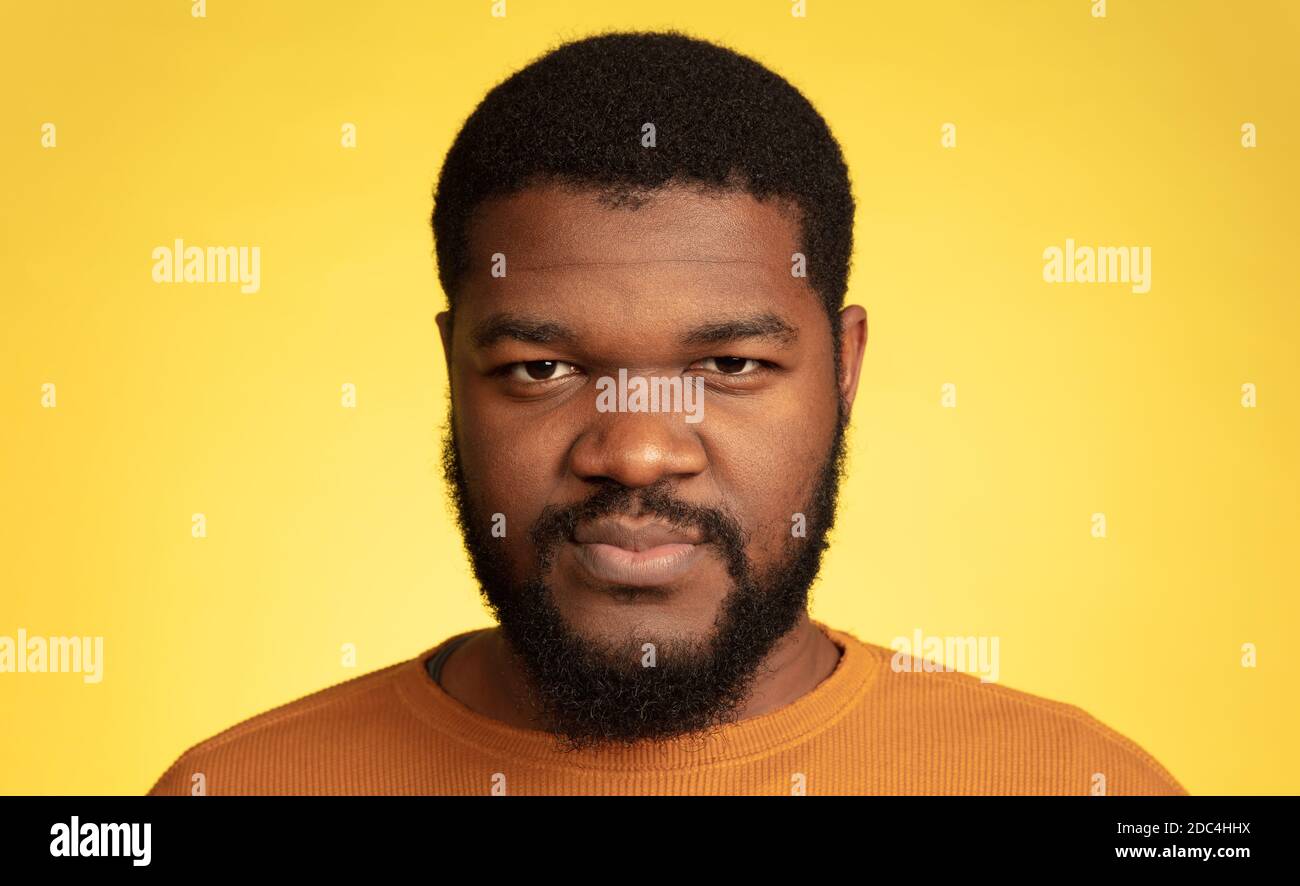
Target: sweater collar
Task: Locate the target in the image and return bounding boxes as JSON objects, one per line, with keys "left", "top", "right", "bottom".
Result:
{"left": 394, "top": 620, "right": 880, "bottom": 771}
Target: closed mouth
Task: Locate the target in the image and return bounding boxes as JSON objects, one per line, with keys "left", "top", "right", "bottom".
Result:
{"left": 569, "top": 540, "right": 703, "bottom": 587}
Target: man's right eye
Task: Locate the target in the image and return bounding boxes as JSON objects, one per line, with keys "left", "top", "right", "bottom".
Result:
{"left": 505, "top": 360, "right": 581, "bottom": 382}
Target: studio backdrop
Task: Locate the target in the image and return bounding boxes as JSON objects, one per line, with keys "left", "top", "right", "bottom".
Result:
{"left": 1, "top": 0, "right": 1296, "bottom": 795}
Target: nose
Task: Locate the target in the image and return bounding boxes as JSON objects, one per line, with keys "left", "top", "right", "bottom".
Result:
{"left": 568, "top": 409, "right": 708, "bottom": 489}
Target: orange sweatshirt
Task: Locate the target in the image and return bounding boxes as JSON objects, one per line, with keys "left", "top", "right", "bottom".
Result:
{"left": 147, "top": 622, "right": 1187, "bottom": 795}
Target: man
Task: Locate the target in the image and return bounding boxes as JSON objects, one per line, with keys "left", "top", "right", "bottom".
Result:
{"left": 149, "top": 30, "right": 1186, "bottom": 795}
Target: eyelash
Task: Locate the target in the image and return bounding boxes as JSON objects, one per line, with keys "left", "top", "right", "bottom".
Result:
{"left": 497, "top": 358, "right": 774, "bottom": 384}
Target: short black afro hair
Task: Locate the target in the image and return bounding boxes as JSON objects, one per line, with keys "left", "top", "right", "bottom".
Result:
{"left": 431, "top": 29, "right": 855, "bottom": 332}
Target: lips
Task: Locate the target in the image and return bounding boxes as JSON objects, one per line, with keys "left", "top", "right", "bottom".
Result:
{"left": 573, "top": 519, "right": 702, "bottom": 550}
{"left": 570, "top": 518, "right": 706, "bottom": 587}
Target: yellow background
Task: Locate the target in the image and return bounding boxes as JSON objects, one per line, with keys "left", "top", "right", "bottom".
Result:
{"left": 2, "top": 0, "right": 1296, "bottom": 795}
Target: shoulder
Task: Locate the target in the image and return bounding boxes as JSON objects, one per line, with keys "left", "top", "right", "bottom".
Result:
{"left": 832, "top": 629, "right": 1188, "bottom": 795}
{"left": 146, "top": 653, "right": 433, "bottom": 796}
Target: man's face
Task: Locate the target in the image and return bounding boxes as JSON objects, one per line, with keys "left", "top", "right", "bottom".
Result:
{"left": 437, "top": 182, "right": 863, "bottom": 748}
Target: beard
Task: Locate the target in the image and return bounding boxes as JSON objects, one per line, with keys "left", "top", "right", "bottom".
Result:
{"left": 440, "top": 395, "right": 848, "bottom": 751}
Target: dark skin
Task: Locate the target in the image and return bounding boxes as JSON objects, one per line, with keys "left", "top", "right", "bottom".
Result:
{"left": 436, "top": 182, "right": 867, "bottom": 731}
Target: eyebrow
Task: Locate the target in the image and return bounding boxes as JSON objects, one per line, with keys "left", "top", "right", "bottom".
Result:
{"left": 470, "top": 311, "right": 798, "bottom": 350}
{"left": 471, "top": 314, "right": 578, "bottom": 349}
{"left": 679, "top": 314, "right": 798, "bottom": 348}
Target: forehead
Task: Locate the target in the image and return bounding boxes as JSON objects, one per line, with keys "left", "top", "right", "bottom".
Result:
{"left": 466, "top": 182, "right": 803, "bottom": 266}
{"left": 458, "top": 184, "right": 818, "bottom": 332}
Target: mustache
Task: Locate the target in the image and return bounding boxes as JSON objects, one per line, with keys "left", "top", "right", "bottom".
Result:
{"left": 529, "top": 480, "right": 749, "bottom": 576}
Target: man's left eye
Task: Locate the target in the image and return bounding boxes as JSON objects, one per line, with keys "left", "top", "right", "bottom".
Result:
{"left": 693, "top": 357, "right": 762, "bottom": 375}
{"left": 505, "top": 360, "right": 581, "bottom": 382}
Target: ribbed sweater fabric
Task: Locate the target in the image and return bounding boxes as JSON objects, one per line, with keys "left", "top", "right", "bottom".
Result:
{"left": 148, "top": 621, "right": 1188, "bottom": 795}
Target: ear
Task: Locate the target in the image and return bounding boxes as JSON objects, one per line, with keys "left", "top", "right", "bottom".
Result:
{"left": 836, "top": 305, "right": 868, "bottom": 415}
{"left": 435, "top": 310, "right": 453, "bottom": 374}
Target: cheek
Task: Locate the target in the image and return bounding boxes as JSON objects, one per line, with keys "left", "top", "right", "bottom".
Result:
{"left": 733, "top": 357, "right": 840, "bottom": 558}
{"left": 455, "top": 404, "right": 567, "bottom": 565}
{"left": 711, "top": 414, "right": 834, "bottom": 566}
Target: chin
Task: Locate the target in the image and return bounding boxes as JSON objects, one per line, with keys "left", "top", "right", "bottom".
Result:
{"left": 552, "top": 594, "right": 724, "bottom": 651}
